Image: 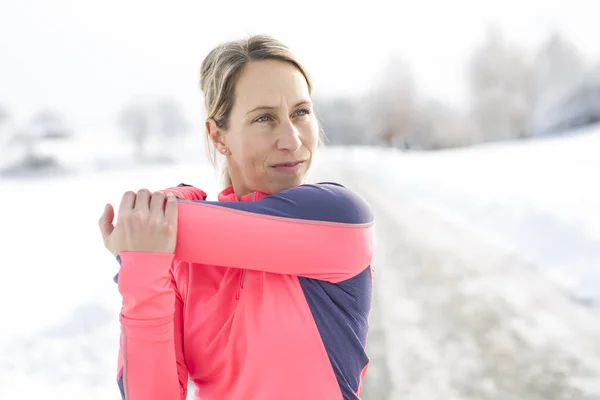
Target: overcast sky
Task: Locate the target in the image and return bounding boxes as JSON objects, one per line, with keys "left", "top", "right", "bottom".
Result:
{"left": 0, "top": 0, "right": 596, "bottom": 131}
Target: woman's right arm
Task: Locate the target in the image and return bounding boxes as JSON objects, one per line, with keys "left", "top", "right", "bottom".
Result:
{"left": 99, "top": 190, "right": 189, "bottom": 399}
{"left": 167, "top": 182, "right": 374, "bottom": 283}
{"left": 116, "top": 253, "right": 189, "bottom": 400}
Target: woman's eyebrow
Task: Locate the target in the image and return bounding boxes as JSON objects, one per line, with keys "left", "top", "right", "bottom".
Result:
{"left": 245, "top": 100, "right": 312, "bottom": 116}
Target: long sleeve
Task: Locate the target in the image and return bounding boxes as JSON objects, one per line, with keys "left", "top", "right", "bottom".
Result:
{"left": 166, "top": 182, "right": 374, "bottom": 283}
{"left": 116, "top": 252, "right": 189, "bottom": 400}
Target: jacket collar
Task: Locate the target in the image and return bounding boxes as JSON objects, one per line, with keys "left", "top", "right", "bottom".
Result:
{"left": 217, "top": 185, "right": 268, "bottom": 202}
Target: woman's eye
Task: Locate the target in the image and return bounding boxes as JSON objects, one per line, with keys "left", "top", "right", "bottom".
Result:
{"left": 255, "top": 115, "right": 273, "bottom": 123}
{"left": 295, "top": 109, "right": 310, "bottom": 117}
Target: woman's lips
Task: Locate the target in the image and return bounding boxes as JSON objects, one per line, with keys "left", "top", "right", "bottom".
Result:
{"left": 271, "top": 160, "right": 306, "bottom": 173}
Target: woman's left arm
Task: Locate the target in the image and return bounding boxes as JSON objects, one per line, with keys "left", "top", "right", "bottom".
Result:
{"left": 164, "top": 182, "right": 374, "bottom": 283}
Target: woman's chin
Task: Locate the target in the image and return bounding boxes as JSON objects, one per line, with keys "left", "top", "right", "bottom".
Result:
{"left": 262, "top": 173, "right": 307, "bottom": 193}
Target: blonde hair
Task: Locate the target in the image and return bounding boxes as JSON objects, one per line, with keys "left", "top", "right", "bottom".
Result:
{"left": 199, "top": 34, "right": 315, "bottom": 187}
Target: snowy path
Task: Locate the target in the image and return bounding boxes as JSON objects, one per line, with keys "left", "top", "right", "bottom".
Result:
{"left": 326, "top": 165, "right": 600, "bottom": 400}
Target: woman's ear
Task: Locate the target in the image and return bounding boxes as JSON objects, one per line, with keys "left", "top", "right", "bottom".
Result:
{"left": 206, "top": 118, "right": 228, "bottom": 154}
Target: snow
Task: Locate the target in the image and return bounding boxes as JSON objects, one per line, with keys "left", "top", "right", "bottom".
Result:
{"left": 0, "top": 161, "right": 220, "bottom": 399}
{"left": 1, "top": 126, "right": 599, "bottom": 398}
{"left": 342, "top": 125, "right": 600, "bottom": 304}
{"left": 335, "top": 151, "right": 600, "bottom": 399}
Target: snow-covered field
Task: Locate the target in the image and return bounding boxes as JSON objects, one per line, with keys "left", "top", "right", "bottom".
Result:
{"left": 0, "top": 126, "right": 598, "bottom": 399}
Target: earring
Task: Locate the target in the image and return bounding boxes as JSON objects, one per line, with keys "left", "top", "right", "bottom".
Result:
{"left": 221, "top": 148, "right": 228, "bottom": 154}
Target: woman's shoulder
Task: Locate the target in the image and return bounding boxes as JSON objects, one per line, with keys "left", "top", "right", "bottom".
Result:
{"left": 271, "top": 182, "right": 373, "bottom": 225}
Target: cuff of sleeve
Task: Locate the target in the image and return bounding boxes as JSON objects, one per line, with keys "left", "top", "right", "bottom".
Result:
{"left": 117, "top": 252, "right": 175, "bottom": 299}
{"left": 161, "top": 186, "right": 207, "bottom": 200}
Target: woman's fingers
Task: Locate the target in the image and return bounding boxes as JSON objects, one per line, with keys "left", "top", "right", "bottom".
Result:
{"left": 164, "top": 193, "right": 178, "bottom": 226}
{"left": 98, "top": 203, "right": 115, "bottom": 242}
{"left": 100, "top": 188, "right": 178, "bottom": 255}
{"left": 118, "top": 191, "right": 136, "bottom": 220}
{"left": 134, "top": 189, "right": 151, "bottom": 212}
{"left": 149, "top": 191, "right": 165, "bottom": 217}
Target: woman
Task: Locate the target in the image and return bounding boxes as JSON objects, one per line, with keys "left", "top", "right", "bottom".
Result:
{"left": 99, "top": 34, "right": 375, "bottom": 400}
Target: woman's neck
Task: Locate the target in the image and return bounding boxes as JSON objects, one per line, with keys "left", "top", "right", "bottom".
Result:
{"left": 230, "top": 181, "right": 252, "bottom": 200}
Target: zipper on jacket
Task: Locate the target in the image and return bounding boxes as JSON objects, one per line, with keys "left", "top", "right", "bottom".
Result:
{"left": 235, "top": 192, "right": 254, "bottom": 300}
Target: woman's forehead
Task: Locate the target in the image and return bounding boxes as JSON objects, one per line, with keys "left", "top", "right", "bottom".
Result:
{"left": 234, "top": 61, "right": 310, "bottom": 108}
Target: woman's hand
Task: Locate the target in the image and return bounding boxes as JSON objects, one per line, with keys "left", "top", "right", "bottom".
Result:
{"left": 99, "top": 189, "right": 178, "bottom": 257}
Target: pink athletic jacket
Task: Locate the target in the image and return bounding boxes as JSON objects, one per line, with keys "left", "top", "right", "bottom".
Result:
{"left": 114, "top": 182, "right": 374, "bottom": 400}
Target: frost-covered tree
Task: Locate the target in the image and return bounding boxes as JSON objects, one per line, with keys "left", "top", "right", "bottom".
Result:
{"left": 533, "top": 31, "right": 586, "bottom": 104}
{"left": 412, "top": 100, "right": 480, "bottom": 150}
{"left": 155, "top": 99, "right": 190, "bottom": 139}
{"left": 30, "top": 110, "right": 72, "bottom": 140}
{"left": 118, "top": 101, "right": 151, "bottom": 162}
{"left": 467, "top": 26, "right": 536, "bottom": 141}
{"left": 1, "top": 109, "right": 71, "bottom": 173}
{"left": 119, "top": 99, "right": 191, "bottom": 162}
{"left": 530, "top": 31, "right": 588, "bottom": 134}
{"left": 8, "top": 110, "right": 70, "bottom": 159}
{"left": 313, "top": 97, "right": 365, "bottom": 146}
{"left": 368, "top": 54, "right": 418, "bottom": 148}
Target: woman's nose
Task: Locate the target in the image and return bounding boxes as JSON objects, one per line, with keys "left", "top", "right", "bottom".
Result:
{"left": 277, "top": 121, "right": 302, "bottom": 151}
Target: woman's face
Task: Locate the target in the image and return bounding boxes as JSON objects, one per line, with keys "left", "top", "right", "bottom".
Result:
{"left": 208, "top": 59, "right": 319, "bottom": 196}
